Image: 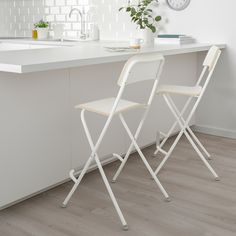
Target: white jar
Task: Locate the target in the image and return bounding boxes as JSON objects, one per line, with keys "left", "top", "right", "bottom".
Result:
{"left": 37, "top": 28, "right": 49, "bottom": 40}
{"left": 140, "top": 28, "right": 155, "bottom": 48}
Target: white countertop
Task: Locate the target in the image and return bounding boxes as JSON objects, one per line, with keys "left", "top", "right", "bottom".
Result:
{"left": 0, "top": 40, "right": 226, "bottom": 73}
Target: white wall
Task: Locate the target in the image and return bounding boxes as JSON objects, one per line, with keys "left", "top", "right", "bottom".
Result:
{"left": 162, "top": 0, "right": 236, "bottom": 138}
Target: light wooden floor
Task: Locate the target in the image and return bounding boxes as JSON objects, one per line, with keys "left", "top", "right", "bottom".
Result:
{"left": 1, "top": 133, "right": 236, "bottom": 236}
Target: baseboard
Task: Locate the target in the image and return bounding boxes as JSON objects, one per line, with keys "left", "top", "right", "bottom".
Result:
{"left": 192, "top": 125, "right": 236, "bottom": 140}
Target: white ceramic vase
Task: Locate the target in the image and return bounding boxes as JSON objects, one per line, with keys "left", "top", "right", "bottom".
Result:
{"left": 37, "top": 28, "right": 49, "bottom": 40}
{"left": 140, "top": 28, "right": 155, "bottom": 48}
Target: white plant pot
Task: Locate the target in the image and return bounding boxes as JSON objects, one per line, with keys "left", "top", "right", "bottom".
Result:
{"left": 140, "top": 29, "right": 155, "bottom": 48}
{"left": 37, "top": 28, "right": 49, "bottom": 40}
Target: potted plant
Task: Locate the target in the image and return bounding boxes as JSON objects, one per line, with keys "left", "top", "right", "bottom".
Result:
{"left": 119, "top": 0, "right": 162, "bottom": 47}
{"left": 34, "top": 19, "right": 49, "bottom": 40}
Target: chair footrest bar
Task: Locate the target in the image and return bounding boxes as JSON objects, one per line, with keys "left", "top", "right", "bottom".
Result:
{"left": 153, "top": 149, "right": 159, "bottom": 156}
{"left": 156, "top": 146, "right": 168, "bottom": 155}
{"left": 160, "top": 132, "right": 168, "bottom": 138}
{"left": 69, "top": 170, "right": 77, "bottom": 183}
{"left": 113, "top": 153, "right": 124, "bottom": 162}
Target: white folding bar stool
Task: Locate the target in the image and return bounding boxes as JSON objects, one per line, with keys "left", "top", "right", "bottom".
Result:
{"left": 62, "top": 53, "right": 170, "bottom": 230}
{"left": 153, "top": 46, "right": 222, "bottom": 180}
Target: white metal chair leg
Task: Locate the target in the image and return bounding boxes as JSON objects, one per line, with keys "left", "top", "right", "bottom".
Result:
{"left": 63, "top": 110, "right": 128, "bottom": 229}
{"left": 94, "top": 154, "right": 128, "bottom": 229}
{"left": 112, "top": 143, "right": 134, "bottom": 183}
{"left": 167, "top": 95, "right": 211, "bottom": 160}
{"left": 161, "top": 95, "right": 219, "bottom": 180}
{"left": 154, "top": 97, "right": 193, "bottom": 156}
{"left": 183, "top": 129, "right": 219, "bottom": 180}
{"left": 82, "top": 110, "right": 128, "bottom": 229}
{"left": 112, "top": 108, "right": 149, "bottom": 183}
{"left": 186, "top": 126, "right": 211, "bottom": 159}
{"left": 154, "top": 97, "right": 211, "bottom": 161}
{"left": 154, "top": 66, "right": 209, "bottom": 157}
{"left": 62, "top": 155, "right": 94, "bottom": 207}
{"left": 112, "top": 79, "right": 160, "bottom": 183}
{"left": 155, "top": 129, "right": 185, "bottom": 175}
{"left": 62, "top": 109, "right": 99, "bottom": 207}
{"left": 119, "top": 114, "right": 170, "bottom": 201}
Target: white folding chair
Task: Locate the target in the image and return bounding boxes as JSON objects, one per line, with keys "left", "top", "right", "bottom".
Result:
{"left": 153, "top": 46, "right": 222, "bottom": 180}
{"left": 62, "top": 53, "right": 170, "bottom": 230}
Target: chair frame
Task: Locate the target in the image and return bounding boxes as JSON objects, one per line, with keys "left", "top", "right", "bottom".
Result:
{"left": 62, "top": 54, "right": 170, "bottom": 230}
{"left": 153, "top": 46, "right": 222, "bottom": 180}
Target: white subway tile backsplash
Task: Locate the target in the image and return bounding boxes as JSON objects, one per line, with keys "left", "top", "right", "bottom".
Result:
{"left": 50, "top": 7, "right": 60, "bottom": 15}
{"left": 55, "top": 0, "right": 66, "bottom": 6}
{"left": 61, "top": 6, "right": 71, "bottom": 14}
{"left": 56, "top": 14, "right": 66, "bottom": 21}
{"left": 46, "top": 15, "right": 55, "bottom": 22}
{"left": 66, "top": 0, "right": 77, "bottom": 6}
{"left": 0, "top": 0, "right": 138, "bottom": 40}
{"left": 45, "top": 0, "right": 54, "bottom": 7}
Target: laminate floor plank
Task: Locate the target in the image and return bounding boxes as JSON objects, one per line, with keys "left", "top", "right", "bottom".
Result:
{"left": 0, "top": 133, "right": 236, "bottom": 236}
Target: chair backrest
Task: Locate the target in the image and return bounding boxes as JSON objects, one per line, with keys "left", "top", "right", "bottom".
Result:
{"left": 179, "top": 46, "right": 222, "bottom": 129}
{"left": 188, "top": 46, "right": 222, "bottom": 117}
{"left": 117, "top": 53, "right": 165, "bottom": 87}
{"left": 203, "top": 46, "right": 222, "bottom": 72}
{"left": 197, "top": 46, "right": 222, "bottom": 88}
{"left": 108, "top": 54, "right": 165, "bottom": 118}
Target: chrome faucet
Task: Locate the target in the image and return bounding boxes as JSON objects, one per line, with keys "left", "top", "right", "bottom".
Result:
{"left": 69, "top": 8, "right": 86, "bottom": 40}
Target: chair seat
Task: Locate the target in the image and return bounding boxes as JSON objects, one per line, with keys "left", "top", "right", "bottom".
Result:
{"left": 157, "top": 85, "right": 202, "bottom": 97}
{"left": 76, "top": 97, "right": 145, "bottom": 116}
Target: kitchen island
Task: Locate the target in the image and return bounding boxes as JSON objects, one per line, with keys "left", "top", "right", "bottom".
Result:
{"left": 0, "top": 40, "right": 226, "bottom": 208}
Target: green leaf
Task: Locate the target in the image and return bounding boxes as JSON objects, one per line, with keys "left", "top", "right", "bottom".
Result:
{"left": 150, "top": 25, "right": 156, "bottom": 33}
{"left": 143, "top": 18, "right": 149, "bottom": 25}
{"left": 34, "top": 19, "right": 49, "bottom": 28}
{"left": 136, "top": 12, "right": 142, "bottom": 17}
{"left": 119, "top": 0, "right": 162, "bottom": 32}
{"left": 155, "top": 16, "right": 162, "bottom": 22}
{"left": 131, "top": 7, "right": 136, "bottom": 15}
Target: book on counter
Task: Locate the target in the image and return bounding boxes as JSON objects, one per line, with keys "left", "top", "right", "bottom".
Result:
{"left": 155, "top": 34, "right": 196, "bottom": 45}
